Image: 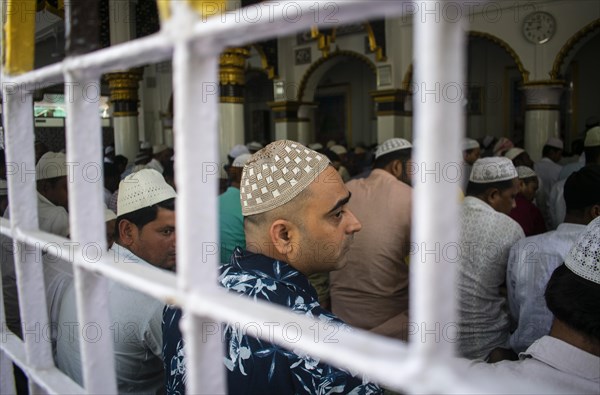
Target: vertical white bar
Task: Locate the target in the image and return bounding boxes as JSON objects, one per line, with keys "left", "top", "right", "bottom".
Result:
{"left": 2, "top": 84, "right": 54, "bottom": 378}
{"left": 0, "top": 261, "right": 17, "bottom": 395}
{"left": 173, "top": 35, "right": 226, "bottom": 394}
{"left": 64, "top": 71, "right": 118, "bottom": 394}
{"left": 410, "top": 2, "right": 466, "bottom": 358}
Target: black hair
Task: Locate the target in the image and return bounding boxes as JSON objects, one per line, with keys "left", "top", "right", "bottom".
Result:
{"left": 584, "top": 145, "right": 600, "bottom": 165}
{"left": 323, "top": 149, "right": 340, "bottom": 163}
{"left": 36, "top": 176, "right": 65, "bottom": 190}
{"left": 114, "top": 198, "right": 175, "bottom": 241}
{"left": 373, "top": 149, "right": 412, "bottom": 170}
{"left": 545, "top": 264, "right": 600, "bottom": 342}
{"left": 564, "top": 165, "right": 600, "bottom": 211}
{"left": 542, "top": 145, "right": 562, "bottom": 157}
{"left": 465, "top": 179, "right": 515, "bottom": 197}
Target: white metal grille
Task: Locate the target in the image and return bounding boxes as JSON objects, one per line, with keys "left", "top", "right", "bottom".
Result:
{"left": 0, "top": 1, "right": 547, "bottom": 394}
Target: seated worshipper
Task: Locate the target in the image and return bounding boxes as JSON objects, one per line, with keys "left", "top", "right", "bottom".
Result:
{"left": 549, "top": 126, "right": 600, "bottom": 229}
{"left": 493, "top": 137, "right": 514, "bottom": 157}
{"left": 507, "top": 165, "right": 600, "bottom": 353}
{"left": 163, "top": 140, "right": 382, "bottom": 395}
{"left": 330, "top": 144, "right": 351, "bottom": 182}
{"left": 330, "top": 138, "right": 412, "bottom": 340}
{"left": 56, "top": 169, "right": 176, "bottom": 393}
{"left": 219, "top": 153, "right": 251, "bottom": 263}
{"left": 147, "top": 144, "right": 172, "bottom": 174}
{"left": 471, "top": 218, "right": 600, "bottom": 393}
{"left": 460, "top": 138, "right": 481, "bottom": 192}
{"left": 509, "top": 166, "right": 546, "bottom": 237}
{"left": 534, "top": 137, "right": 564, "bottom": 229}
{"left": 457, "top": 157, "right": 524, "bottom": 361}
{"left": 504, "top": 147, "right": 534, "bottom": 169}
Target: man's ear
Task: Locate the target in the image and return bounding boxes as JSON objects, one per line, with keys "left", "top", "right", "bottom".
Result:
{"left": 118, "top": 220, "right": 136, "bottom": 246}
{"left": 391, "top": 160, "right": 404, "bottom": 180}
{"left": 590, "top": 204, "right": 600, "bottom": 220}
{"left": 268, "top": 219, "right": 297, "bottom": 256}
{"left": 486, "top": 188, "right": 500, "bottom": 206}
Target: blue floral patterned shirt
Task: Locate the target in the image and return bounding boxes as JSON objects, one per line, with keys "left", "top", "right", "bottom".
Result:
{"left": 163, "top": 248, "right": 382, "bottom": 394}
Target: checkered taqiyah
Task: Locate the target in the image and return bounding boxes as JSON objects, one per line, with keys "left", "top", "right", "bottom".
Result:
{"left": 240, "top": 140, "right": 330, "bottom": 216}
{"left": 375, "top": 138, "right": 412, "bottom": 159}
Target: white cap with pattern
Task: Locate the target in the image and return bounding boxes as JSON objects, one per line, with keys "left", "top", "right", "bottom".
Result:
{"left": 375, "top": 138, "right": 412, "bottom": 159}
{"left": 117, "top": 169, "right": 177, "bottom": 216}
{"left": 545, "top": 137, "right": 564, "bottom": 150}
{"left": 240, "top": 140, "right": 330, "bottom": 216}
{"left": 36, "top": 152, "right": 68, "bottom": 180}
{"left": 232, "top": 153, "right": 252, "bottom": 168}
{"left": 565, "top": 216, "right": 600, "bottom": 284}
{"left": 469, "top": 157, "right": 518, "bottom": 183}
{"left": 504, "top": 148, "right": 525, "bottom": 161}
{"left": 584, "top": 126, "right": 600, "bottom": 147}
{"left": 329, "top": 145, "right": 348, "bottom": 156}
{"left": 229, "top": 144, "right": 250, "bottom": 159}
{"left": 463, "top": 138, "right": 480, "bottom": 151}
{"left": 516, "top": 166, "right": 537, "bottom": 179}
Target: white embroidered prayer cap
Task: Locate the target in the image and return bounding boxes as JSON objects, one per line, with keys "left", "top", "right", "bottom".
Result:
{"left": 375, "top": 138, "right": 412, "bottom": 159}
{"left": 516, "top": 166, "right": 537, "bottom": 179}
{"left": 240, "top": 140, "right": 330, "bottom": 216}
{"left": 117, "top": 169, "right": 177, "bottom": 216}
{"left": 565, "top": 216, "right": 600, "bottom": 284}
{"left": 463, "top": 138, "right": 480, "bottom": 151}
{"left": 36, "top": 152, "right": 68, "bottom": 180}
{"left": 584, "top": 126, "right": 600, "bottom": 147}
{"left": 504, "top": 148, "right": 525, "bottom": 161}
{"left": 545, "top": 137, "right": 564, "bottom": 150}
{"left": 329, "top": 145, "right": 348, "bottom": 156}
{"left": 0, "top": 179, "right": 7, "bottom": 196}
{"left": 228, "top": 144, "right": 249, "bottom": 159}
{"left": 232, "top": 153, "right": 252, "bottom": 168}
{"left": 469, "top": 157, "right": 518, "bottom": 183}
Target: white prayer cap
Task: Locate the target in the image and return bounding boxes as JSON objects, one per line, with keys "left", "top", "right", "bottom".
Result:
{"left": 240, "top": 140, "right": 329, "bottom": 216}
{"left": 469, "top": 157, "right": 518, "bottom": 183}
{"left": 493, "top": 137, "right": 514, "bottom": 156}
{"left": 0, "top": 179, "right": 7, "bottom": 196}
{"left": 504, "top": 147, "right": 525, "bottom": 161}
{"left": 516, "top": 166, "right": 537, "bottom": 179}
{"left": 375, "top": 138, "right": 412, "bottom": 159}
{"left": 36, "top": 152, "right": 68, "bottom": 180}
{"left": 565, "top": 216, "right": 600, "bottom": 284}
{"left": 229, "top": 144, "right": 250, "bottom": 159}
{"left": 117, "top": 169, "right": 177, "bottom": 217}
{"left": 329, "top": 145, "right": 348, "bottom": 156}
{"left": 153, "top": 144, "right": 168, "bottom": 155}
{"left": 105, "top": 146, "right": 114, "bottom": 155}
{"left": 326, "top": 140, "right": 336, "bottom": 148}
{"left": 463, "top": 138, "right": 480, "bottom": 151}
{"left": 584, "top": 126, "right": 600, "bottom": 147}
{"left": 140, "top": 141, "right": 152, "bottom": 150}
{"left": 232, "top": 153, "right": 252, "bottom": 168}
{"left": 246, "top": 141, "right": 263, "bottom": 152}
{"left": 545, "top": 137, "right": 564, "bottom": 150}
{"left": 104, "top": 207, "right": 117, "bottom": 222}
{"left": 308, "top": 143, "right": 323, "bottom": 151}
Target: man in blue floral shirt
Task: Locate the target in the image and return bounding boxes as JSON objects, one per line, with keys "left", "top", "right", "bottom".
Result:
{"left": 163, "top": 140, "right": 382, "bottom": 394}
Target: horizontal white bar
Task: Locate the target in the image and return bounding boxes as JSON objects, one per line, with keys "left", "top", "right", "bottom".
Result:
{"left": 0, "top": 336, "right": 84, "bottom": 395}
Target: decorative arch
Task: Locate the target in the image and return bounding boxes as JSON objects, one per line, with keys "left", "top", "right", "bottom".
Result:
{"left": 297, "top": 50, "right": 376, "bottom": 102}
{"left": 550, "top": 19, "right": 600, "bottom": 79}
{"left": 468, "top": 31, "right": 530, "bottom": 82}
{"left": 250, "top": 44, "right": 277, "bottom": 80}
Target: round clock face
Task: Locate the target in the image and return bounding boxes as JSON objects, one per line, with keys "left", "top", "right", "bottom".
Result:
{"left": 522, "top": 11, "right": 556, "bottom": 44}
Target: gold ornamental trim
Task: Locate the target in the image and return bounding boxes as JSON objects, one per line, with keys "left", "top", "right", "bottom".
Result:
{"left": 219, "top": 47, "right": 250, "bottom": 86}
{"left": 551, "top": 19, "right": 600, "bottom": 79}
{"left": 106, "top": 69, "right": 144, "bottom": 102}
{"left": 370, "top": 89, "right": 408, "bottom": 103}
{"left": 521, "top": 80, "right": 566, "bottom": 88}
{"left": 469, "top": 31, "right": 530, "bottom": 82}
{"left": 401, "top": 64, "right": 413, "bottom": 91}
{"left": 525, "top": 104, "right": 561, "bottom": 111}
{"left": 113, "top": 111, "right": 139, "bottom": 117}
{"left": 376, "top": 110, "right": 408, "bottom": 117}
{"left": 251, "top": 44, "right": 277, "bottom": 80}
{"left": 267, "top": 101, "right": 303, "bottom": 112}
{"left": 220, "top": 96, "right": 244, "bottom": 104}
{"left": 364, "top": 22, "right": 387, "bottom": 62}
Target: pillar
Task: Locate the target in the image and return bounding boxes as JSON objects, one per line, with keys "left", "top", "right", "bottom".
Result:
{"left": 268, "top": 101, "right": 304, "bottom": 142}
{"left": 522, "top": 81, "right": 565, "bottom": 162}
{"left": 370, "top": 89, "right": 412, "bottom": 143}
{"left": 106, "top": 69, "right": 143, "bottom": 163}
{"left": 297, "top": 103, "right": 317, "bottom": 145}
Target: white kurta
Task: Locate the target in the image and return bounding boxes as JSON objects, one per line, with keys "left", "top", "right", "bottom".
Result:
{"left": 457, "top": 197, "right": 524, "bottom": 359}
{"left": 534, "top": 157, "right": 563, "bottom": 230}
{"left": 506, "top": 223, "right": 586, "bottom": 353}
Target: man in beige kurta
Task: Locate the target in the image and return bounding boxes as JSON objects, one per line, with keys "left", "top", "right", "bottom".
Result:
{"left": 329, "top": 138, "right": 412, "bottom": 340}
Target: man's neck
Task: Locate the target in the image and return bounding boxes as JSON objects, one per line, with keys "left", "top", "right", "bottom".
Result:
{"left": 549, "top": 319, "right": 600, "bottom": 357}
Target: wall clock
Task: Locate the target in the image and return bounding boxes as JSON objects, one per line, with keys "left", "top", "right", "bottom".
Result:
{"left": 522, "top": 11, "right": 556, "bottom": 44}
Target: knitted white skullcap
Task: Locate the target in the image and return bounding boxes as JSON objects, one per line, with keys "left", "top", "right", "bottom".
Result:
{"left": 504, "top": 147, "right": 525, "bottom": 161}
{"left": 375, "top": 138, "right": 412, "bottom": 159}
{"left": 36, "top": 152, "right": 68, "bottom": 180}
{"left": 229, "top": 144, "right": 249, "bottom": 159}
{"left": 565, "top": 216, "right": 600, "bottom": 284}
{"left": 329, "top": 145, "right": 348, "bottom": 155}
{"left": 308, "top": 143, "right": 323, "bottom": 151}
{"left": 232, "top": 153, "right": 252, "bottom": 168}
{"left": 463, "top": 138, "right": 480, "bottom": 151}
{"left": 246, "top": 141, "right": 263, "bottom": 152}
{"left": 240, "top": 140, "right": 330, "bottom": 216}
{"left": 117, "top": 169, "right": 177, "bottom": 216}
{"left": 469, "top": 157, "right": 518, "bottom": 183}
{"left": 584, "top": 126, "right": 600, "bottom": 147}
{"left": 0, "top": 179, "right": 7, "bottom": 196}
{"left": 140, "top": 141, "right": 152, "bottom": 150}
{"left": 545, "top": 137, "right": 564, "bottom": 150}
{"left": 516, "top": 166, "right": 537, "bottom": 179}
